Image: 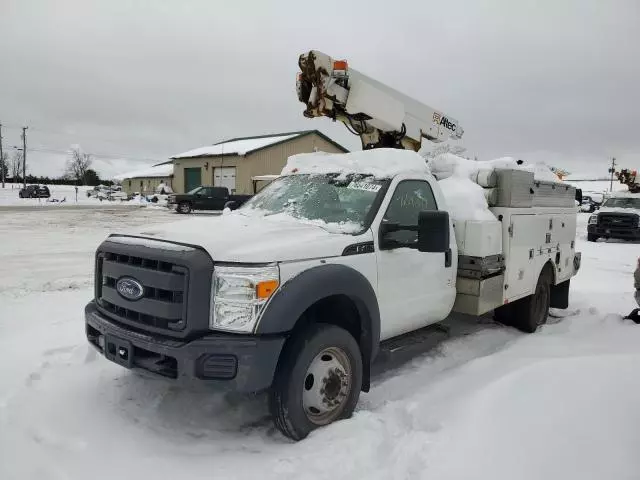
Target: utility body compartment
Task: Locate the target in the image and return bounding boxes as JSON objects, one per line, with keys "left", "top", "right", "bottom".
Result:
{"left": 451, "top": 205, "right": 579, "bottom": 316}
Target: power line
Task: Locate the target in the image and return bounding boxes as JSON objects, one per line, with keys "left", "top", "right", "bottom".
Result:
{"left": 0, "top": 123, "right": 171, "bottom": 162}
{"left": 26, "top": 146, "right": 166, "bottom": 163}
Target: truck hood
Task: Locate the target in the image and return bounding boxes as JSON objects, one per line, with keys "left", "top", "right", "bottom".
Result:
{"left": 598, "top": 207, "right": 640, "bottom": 215}
{"left": 111, "top": 212, "right": 370, "bottom": 263}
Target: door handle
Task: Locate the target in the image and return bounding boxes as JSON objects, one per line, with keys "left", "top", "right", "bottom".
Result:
{"left": 444, "top": 248, "right": 452, "bottom": 268}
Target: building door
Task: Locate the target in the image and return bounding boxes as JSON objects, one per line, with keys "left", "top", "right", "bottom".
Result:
{"left": 213, "top": 167, "right": 237, "bottom": 192}
{"left": 184, "top": 168, "right": 202, "bottom": 193}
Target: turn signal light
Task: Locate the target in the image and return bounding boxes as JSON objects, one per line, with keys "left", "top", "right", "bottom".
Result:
{"left": 256, "top": 280, "right": 279, "bottom": 299}
{"left": 333, "top": 60, "right": 348, "bottom": 71}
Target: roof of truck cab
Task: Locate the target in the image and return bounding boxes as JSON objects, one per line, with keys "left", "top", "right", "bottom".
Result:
{"left": 282, "top": 148, "right": 429, "bottom": 178}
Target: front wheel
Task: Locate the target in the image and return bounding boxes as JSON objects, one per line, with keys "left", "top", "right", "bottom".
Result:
{"left": 177, "top": 201, "right": 192, "bottom": 214}
{"left": 269, "top": 324, "right": 363, "bottom": 441}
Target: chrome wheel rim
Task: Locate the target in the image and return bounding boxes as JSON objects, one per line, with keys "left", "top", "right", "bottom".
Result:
{"left": 302, "top": 346, "right": 352, "bottom": 425}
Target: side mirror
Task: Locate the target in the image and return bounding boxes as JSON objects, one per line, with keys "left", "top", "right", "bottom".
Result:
{"left": 378, "top": 221, "right": 402, "bottom": 250}
{"left": 224, "top": 200, "right": 238, "bottom": 210}
{"left": 417, "top": 211, "right": 450, "bottom": 253}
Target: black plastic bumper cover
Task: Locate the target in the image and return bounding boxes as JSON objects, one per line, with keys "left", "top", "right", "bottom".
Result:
{"left": 85, "top": 301, "right": 285, "bottom": 393}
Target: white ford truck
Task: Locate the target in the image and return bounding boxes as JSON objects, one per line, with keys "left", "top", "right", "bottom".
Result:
{"left": 85, "top": 51, "right": 581, "bottom": 440}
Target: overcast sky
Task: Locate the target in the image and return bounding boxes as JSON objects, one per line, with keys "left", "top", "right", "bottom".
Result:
{"left": 1, "top": 0, "right": 638, "bottom": 179}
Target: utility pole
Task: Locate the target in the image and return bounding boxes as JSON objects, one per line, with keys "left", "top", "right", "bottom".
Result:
{"left": 21, "top": 126, "right": 27, "bottom": 189}
{"left": 0, "top": 122, "right": 5, "bottom": 188}
{"left": 608, "top": 157, "right": 617, "bottom": 192}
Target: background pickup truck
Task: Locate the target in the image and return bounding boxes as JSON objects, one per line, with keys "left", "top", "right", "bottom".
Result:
{"left": 587, "top": 193, "right": 640, "bottom": 241}
{"left": 167, "top": 186, "right": 251, "bottom": 214}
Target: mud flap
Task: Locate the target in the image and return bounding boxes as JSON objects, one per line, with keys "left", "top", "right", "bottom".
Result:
{"left": 550, "top": 279, "right": 570, "bottom": 309}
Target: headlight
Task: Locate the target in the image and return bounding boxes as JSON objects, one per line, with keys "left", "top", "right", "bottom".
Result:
{"left": 588, "top": 215, "right": 598, "bottom": 225}
{"left": 210, "top": 265, "right": 280, "bottom": 333}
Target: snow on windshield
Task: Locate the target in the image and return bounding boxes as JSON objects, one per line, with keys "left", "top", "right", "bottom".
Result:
{"left": 239, "top": 174, "right": 385, "bottom": 234}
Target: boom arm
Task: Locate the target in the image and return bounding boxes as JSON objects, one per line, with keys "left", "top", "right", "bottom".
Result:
{"left": 296, "top": 50, "right": 464, "bottom": 151}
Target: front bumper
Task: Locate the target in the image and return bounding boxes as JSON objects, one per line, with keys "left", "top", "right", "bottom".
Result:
{"left": 588, "top": 224, "right": 640, "bottom": 240}
{"left": 85, "top": 301, "right": 285, "bottom": 392}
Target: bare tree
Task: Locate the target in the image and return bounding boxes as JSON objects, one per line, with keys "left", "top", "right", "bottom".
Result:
{"left": 66, "top": 147, "right": 93, "bottom": 183}
{"left": 0, "top": 152, "right": 8, "bottom": 185}
{"left": 10, "top": 151, "right": 23, "bottom": 183}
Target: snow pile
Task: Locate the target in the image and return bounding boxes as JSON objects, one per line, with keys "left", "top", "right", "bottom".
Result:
{"left": 429, "top": 153, "right": 561, "bottom": 183}
{"left": 430, "top": 154, "right": 518, "bottom": 181}
{"left": 438, "top": 176, "right": 497, "bottom": 221}
{"left": 282, "top": 148, "right": 429, "bottom": 179}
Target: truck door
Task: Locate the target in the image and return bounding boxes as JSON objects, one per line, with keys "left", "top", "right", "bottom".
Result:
{"left": 375, "top": 179, "right": 456, "bottom": 340}
{"left": 210, "top": 187, "right": 230, "bottom": 210}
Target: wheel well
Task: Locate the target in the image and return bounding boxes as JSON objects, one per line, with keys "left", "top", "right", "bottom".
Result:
{"left": 541, "top": 261, "right": 556, "bottom": 284}
{"left": 294, "top": 295, "right": 362, "bottom": 344}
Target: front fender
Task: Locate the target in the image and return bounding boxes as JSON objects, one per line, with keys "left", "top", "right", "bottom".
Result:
{"left": 256, "top": 264, "right": 380, "bottom": 359}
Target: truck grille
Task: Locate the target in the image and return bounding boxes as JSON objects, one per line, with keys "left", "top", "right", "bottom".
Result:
{"left": 96, "top": 250, "right": 189, "bottom": 333}
{"left": 599, "top": 213, "right": 638, "bottom": 230}
{"left": 94, "top": 236, "right": 215, "bottom": 339}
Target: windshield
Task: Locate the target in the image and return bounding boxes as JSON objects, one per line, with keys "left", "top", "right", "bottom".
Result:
{"left": 187, "top": 187, "right": 202, "bottom": 195}
{"left": 602, "top": 197, "right": 640, "bottom": 209}
{"left": 239, "top": 174, "right": 387, "bottom": 232}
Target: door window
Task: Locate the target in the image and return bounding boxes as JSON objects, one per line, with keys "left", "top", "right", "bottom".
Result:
{"left": 382, "top": 180, "right": 437, "bottom": 246}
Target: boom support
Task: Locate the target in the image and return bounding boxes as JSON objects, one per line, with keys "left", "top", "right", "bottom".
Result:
{"left": 296, "top": 50, "right": 464, "bottom": 151}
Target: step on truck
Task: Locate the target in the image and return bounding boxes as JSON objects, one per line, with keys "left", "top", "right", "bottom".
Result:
{"left": 85, "top": 51, "right": 581, "bottom": 440}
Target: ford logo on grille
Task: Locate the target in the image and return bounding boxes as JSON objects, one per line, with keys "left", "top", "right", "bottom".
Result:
{"left": 116, "top": 277, "right": 144, "bottom": 301}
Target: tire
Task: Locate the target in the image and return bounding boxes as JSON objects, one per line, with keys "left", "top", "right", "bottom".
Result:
{"left": 513, "top": 266, "right": 553, "bottom": 333}
{"left": 269, "top": 323, "right": 363, "bottom": 441}
{"left": 493, "top": 301, "right": 516, "bottom": 326}
{"left": 587, "top": 233, "right": 598, "bottom": 242}
{"left": 177, "top": 201, "right": 192, "bottom": 214}
{"left": 494, "top": 266, "right": 553, "bottom": 333}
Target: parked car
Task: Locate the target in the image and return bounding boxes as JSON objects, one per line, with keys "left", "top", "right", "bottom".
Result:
{"left": 580, "top": 195, "right": 600, "bottom": 213}
{"left": 167, "top": 186, "right": 252, "bottom": 214}
{"left": 19, "top": 185, "right": 51, "bottom": 198}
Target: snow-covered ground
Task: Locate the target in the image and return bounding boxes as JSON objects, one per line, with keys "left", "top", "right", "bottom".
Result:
{"left": 1, "top": 210, "right": 639, "bottom": 480}
{"left": 0, "top": 183, "right": 97, "bottom": 207}
{"left": 0, "top": 184, "right": 167, "bottom": 209}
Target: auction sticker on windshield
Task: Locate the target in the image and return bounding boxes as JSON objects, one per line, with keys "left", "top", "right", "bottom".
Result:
{"left": 347, "top": 181, "right": 381, "bottom": 192}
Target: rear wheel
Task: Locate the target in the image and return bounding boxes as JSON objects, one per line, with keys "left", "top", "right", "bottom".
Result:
{"left": 495, "top": 266, "right": 553, "bottom": 333}
{"left": 587, "top": 233, "right": 598, "bottom": 242}
{"left": 269, "top": 323, "right": 362, "bottom": 441}
{"left": 177, "top": 201, "right": 191, "bottom": 214}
